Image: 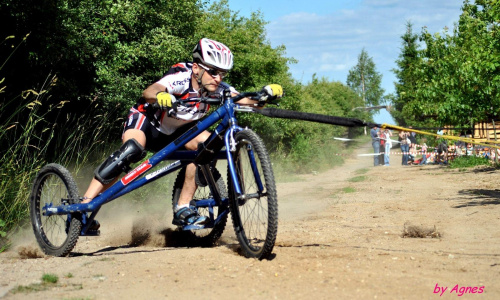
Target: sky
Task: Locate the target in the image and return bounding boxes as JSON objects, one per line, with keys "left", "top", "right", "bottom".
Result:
{"left": 222, "top": 0, "right": 465, "bottom": 124}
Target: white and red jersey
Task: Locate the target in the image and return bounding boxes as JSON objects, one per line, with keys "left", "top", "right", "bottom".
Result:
{"left": 134, "top": 62, "right": 236, "bottom": 135}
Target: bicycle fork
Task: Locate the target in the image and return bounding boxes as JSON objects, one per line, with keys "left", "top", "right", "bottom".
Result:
{"left": 225, "top": 128, "right": 265, "bottom": 203}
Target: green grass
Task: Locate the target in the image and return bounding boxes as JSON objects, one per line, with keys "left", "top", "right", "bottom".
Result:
{"left": 355, "top": 168, "right": 369, "bottom": 175}
{"left": 12, "top": 273, "right": 59, "bottom": 294}
{"left": 11, "top": 283, "right": 49, "bottom": 294}
{"left": 42, "top": 273, "right": 58, "bottom": 284}
{"left": 0, "top": 219, "right": 6, "bottom": 238}
{"left": 348, "top": 175, "right": 367, "bottom": 182}
{"left": 342, "top": 187, "right": 356, "bottom": 193}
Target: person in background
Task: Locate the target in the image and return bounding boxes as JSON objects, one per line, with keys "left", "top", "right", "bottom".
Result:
{"left": 379, "top": 128, "right": 386, "bottom": 165}
{"left": 466, "top": 143, "right": 474, "bottom": 156}
{"left": 456, "top": 131, "right": 466, "bottom": 156}
{"left": 399, "top": 130, "right": 410, "bottom": 165}
{"left": 418, "top": 142, "right": 428, "bottom": 165}
{"left": 383, "top": 128, "right": 392, "bottom": 166}
{"left": 448, "top": 144, "right": 457, "bottom": 161}
{"left": 407, "top": 126, "right": 417, "bottom": 164}
{"left": 370, "top": 125, "right": 380, "bottom": 166}
{"left": 436, "top": 140, "right": 449, "bottom": 164}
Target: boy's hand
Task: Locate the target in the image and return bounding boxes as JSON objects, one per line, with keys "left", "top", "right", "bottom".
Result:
{"left": 261, "top": 84, "right": 283, "bottom": 101}
{"left": 156, "top": 92, "right": 177, "bottom": 110}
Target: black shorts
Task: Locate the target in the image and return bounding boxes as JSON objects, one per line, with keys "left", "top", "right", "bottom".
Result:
{"left": 123, "top": 111, "right": 194, "bottom": 152}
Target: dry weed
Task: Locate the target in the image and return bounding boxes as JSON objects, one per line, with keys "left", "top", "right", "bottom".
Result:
{"left": 402, "top": 222, "right": 441, "bottom": 238}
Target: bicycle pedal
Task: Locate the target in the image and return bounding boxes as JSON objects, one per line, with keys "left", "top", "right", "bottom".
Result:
{"left": 182, "top": 224, "right": 205, "bottom": 230}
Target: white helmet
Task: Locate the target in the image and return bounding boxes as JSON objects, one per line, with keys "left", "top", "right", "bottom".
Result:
{"left": 192, "top": 38, "right": 233, "bottom": 71}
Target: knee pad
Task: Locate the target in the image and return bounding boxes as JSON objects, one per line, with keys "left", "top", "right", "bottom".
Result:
{"left": 94, "top": 139, "right": 146, "bottom": 184}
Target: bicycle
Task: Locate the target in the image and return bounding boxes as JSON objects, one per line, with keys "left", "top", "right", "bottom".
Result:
{"left": 29, "top": 88, "right": 278, "bottom": 259}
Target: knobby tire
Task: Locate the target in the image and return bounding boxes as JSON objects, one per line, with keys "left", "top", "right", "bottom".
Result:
{"left": 30, "top": 163, "right": 82, "bottom": 257}
{"left": 228, "top": 129, "right": 278, "bottom": 259}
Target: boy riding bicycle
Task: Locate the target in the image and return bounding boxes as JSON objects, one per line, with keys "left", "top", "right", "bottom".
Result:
{"left": 80, "top": 38, "right": 283, "bottom": 227}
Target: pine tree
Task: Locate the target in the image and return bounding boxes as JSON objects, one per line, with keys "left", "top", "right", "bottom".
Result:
{"left": 391, "top": 22, "right": 421, "bottom": 126}
{"left": 346, "top": 48, "right": 385, "bottom": 108}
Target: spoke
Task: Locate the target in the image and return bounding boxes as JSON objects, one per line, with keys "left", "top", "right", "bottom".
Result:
{"left": 237, "top": 149, "right": 269, "bottom": 248}
{"left": 40, "top": 175, "right": 68, "bottom": 247}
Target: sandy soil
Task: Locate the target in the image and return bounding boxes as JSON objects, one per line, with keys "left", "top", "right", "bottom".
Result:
{"left": 1, "top": 143, "right": 500, "bottom": 300}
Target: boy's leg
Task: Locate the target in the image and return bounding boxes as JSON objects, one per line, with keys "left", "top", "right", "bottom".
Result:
{"left": 173, "top": 131, "right": 211, "bottom": 225}
{"left": 81, "top": 129, "right": 146, "bottom": 203}
{"left": 176, "top": 131, "right": 211, "bottom": 208}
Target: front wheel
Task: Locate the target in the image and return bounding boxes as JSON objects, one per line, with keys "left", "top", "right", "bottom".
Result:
{"left": 30, "top": 163, "right": 82, "bottom": 257}
{"left": 228, "top": 129, "right": 278, "bottom": 259}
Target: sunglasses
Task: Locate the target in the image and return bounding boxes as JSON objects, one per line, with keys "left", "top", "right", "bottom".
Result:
{"left": 198, "top": 63, "right": 227, "bottom": 79}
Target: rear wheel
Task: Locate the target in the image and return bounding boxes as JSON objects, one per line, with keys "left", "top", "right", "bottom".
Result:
{"left": 172, "top": 165, "right": 227, "bottom": 246}
{"left": 30, "top": 163, "right": 82, "bottom": 257}
{"left": 228, "top": 129, "right": 278, "bottom": 259}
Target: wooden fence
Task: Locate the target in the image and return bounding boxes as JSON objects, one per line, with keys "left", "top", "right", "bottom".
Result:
{"left": 473, "top": 120, "right": 499, "bottom": 143}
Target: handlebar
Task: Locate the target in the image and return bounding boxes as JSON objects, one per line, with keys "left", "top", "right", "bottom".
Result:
{"left": 151, "top": 89, "right": 278, "bottom": 111}
{"left": 176, "top": 91, "right": 262, "bottom": 106}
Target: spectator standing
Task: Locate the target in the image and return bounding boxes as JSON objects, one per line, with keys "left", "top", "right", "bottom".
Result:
{"left": 408, "top": 127, "right": 417, "bottom": 164}
{"left": 435, "top": 129, "right": 447, "bottom": 164}
{"left": 370, "top": 125, "right": 380, "bottom": 166}
{"left": 399, "top": 130, "right": 410, "bottom": 165}
{"left": 379, "top": 129, "right": 386, "bottom": 165}
{"left": 383, "top": 128, "right": 393, "bottom": 166}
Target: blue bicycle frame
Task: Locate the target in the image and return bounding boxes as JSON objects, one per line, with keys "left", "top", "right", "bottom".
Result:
{"left": 43, "top": 90, "right": 261, "bottom": 234}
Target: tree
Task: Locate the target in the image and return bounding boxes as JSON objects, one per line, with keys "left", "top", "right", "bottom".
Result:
{"left": 0, "top": 0, "right": 203, "bottom": 108}
{"left": 194, "top": 0, "right": 294, "bottom": 92}
{"left": 391, "top": 22, "right": 424, "bottom": 127}
{"left": 346, "top": 48, "right": 385, "bottom": 108}
{"left": 0, "top": 0, "right": 204, "bottom": 158}
{"left": 397, "top": 0, "right": 499, "bottom": 127}
{"left": 194, "top": 0, "right": 302, "bottom": 150}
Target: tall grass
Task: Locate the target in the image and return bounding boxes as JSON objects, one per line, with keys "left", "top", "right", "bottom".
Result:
{"left": 0, "top": 73, "right": 117, "bottom": 251}
{"left": 0, "top": 78, "right": 56, "bottom": 233}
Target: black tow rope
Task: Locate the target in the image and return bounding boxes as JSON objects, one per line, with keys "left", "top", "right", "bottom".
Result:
{"left": 255, "top": 108, "right": 379, "bottom": 128}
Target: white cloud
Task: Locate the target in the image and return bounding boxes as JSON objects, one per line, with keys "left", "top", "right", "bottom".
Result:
{"left": 238, "top": 0, "right": 465, "bottom": 123}
{"left": 266, "top": 0, "right": 463, "bottom": 93}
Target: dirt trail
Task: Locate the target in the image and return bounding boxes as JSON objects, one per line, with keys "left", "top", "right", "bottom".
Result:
{"left": 1, "top": 143, "right": 500, "bottom": 299}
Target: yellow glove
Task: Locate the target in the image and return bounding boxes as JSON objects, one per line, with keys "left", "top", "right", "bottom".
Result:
{"left": 262, "top": 84, "right": 284, "bottom": 100}
{"left": 156, "top": 92, "right": 176, "bottom": 110}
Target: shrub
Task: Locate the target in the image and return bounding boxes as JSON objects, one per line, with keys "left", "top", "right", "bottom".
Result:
{"left": 448, "top": 156, "right": 491, "bottom": 169}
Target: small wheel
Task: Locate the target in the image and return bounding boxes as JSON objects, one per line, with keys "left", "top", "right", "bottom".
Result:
{"left": 30, "top": 163, "right": 82, "bottom": 257}
{"left": 228, "top": 129, "right": 278, "bottom": 259}
{"left": 172, "top": 165, "right": 228, "bottom": 246}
